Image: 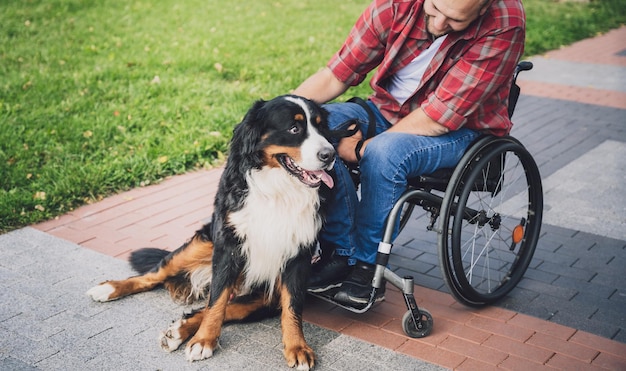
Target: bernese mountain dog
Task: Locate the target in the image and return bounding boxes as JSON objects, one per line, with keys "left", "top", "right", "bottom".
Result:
{"left": 86, "top": 95, "right": 335, "bottom": 370}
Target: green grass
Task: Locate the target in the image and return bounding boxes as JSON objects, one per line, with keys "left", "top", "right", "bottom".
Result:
{"left": 1, "top": 0, "right": 625, "bottom": 233}
{"left": 525, "top": 0, "right": 626, "bottom": 55}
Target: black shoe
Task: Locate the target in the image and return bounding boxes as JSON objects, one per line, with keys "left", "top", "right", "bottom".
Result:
{"left": 333, "top": 261, "right": 385, "bottom": 307}
{"left": 308, "top": 255, "right": 351, "bottom": 293}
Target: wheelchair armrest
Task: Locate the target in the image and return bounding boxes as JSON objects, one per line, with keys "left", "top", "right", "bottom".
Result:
{"left": 509, "top": 61, "right": 534, "bottom": 118}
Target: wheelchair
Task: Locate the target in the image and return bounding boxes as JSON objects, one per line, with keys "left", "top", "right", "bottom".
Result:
{"left": 310, "top": 61, "right": 542, "bottom": 338}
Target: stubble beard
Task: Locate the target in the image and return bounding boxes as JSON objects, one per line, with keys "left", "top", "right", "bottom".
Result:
{"left": 425, "top": 15, "right": 451, "bottom": 39}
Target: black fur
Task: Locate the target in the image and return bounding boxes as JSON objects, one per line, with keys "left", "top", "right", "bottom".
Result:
{"left": 94, "top": 95, "right": 335, "bottom": 368}
{"left": 129, "top": 248, "right": 170, "bottom": 275}
{"left": 207, "top": 95, "right": 332, "bottom": 307}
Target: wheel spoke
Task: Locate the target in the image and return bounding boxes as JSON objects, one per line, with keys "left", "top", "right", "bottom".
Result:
{"left": 440, "top": 139, "right": 542, "bottom": 307}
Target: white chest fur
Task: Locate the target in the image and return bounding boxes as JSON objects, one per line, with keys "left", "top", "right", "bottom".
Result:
{"left": 227, "top": 167, "right": 322, "bottom": 294}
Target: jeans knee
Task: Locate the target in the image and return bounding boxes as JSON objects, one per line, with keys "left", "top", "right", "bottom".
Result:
{"left": 360, "top": 133, "right": 402, "bottom": 176}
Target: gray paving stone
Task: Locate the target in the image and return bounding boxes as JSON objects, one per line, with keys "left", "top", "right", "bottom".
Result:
{"left": 324, "top": 335, "right": 445, "bottom": 371}
{"left": 551, "top": 310, "right": 621, "bottom": 341}
{"left": 0, "top": 265, "right": 28, "bottom": 288}
{"left": 497, "top": 286, "right": 540, "bottom": 311}
{"left": 520, "top": 57, "right": 626, "bottom": 92}
{"left": 539, "top": 223, "right": 578, "bottom": 239}
{"left": 0, "top": 228, "right": 445, "bottom": 370}
{"left": 531, "top": 248, "right": 578, "bottom": 268}
{"left": 314, "top": 348, "right": 344, "bottom": 370}
{"left": 516, "top": 277, "right": 578, "bottom": 300}
{"left": 405, "top": 270, "right": 446, "bottom": 291}
{"left": 609, "top": 289, "right": 626, "bottom": 306}
{"left": 589, "top": 303, "right": 626, "bottom": 330}
{"left": 592, "top": 272, "right": 626, "bottom": 291}
{"left": 521, "top": 267, "right": 559, "bottom": 284}
{"left": 535, "top": 260, "right": 596, "bottom": 282}
{"left": 614, "top": 329, "right": 626, "bottom": 344}
{"left": 388, "top": 255, "right": 436, "bottom": 275}
{"left": 511, "top": 97, "right": 626, "bottom": 180}
{"left": 554, "top": 276, "right": 616, "bottom": 299}
{"left": 521, "top": 294, "right": 579, "bottom": 321}
{"left": 1, "top": 332, "right": 62, "bottom": 366}
{"left": 0, "top": 357, "right": 39, "bottom": 371}
{"left": 534, "top": 236, "right": 563, "bottom": 253}
{"left": 389, "top": 245, "right": 422, "bottom": 260}
{"left": 414, "top": 251, "right": 439, "bottom": 266}
{"left": 573, "top": 254, "right": 624, "bottom": 277}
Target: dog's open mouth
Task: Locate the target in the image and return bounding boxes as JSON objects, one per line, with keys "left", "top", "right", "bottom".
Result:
{"left": 277, "top": 155, "right": 334, "bottom": 189}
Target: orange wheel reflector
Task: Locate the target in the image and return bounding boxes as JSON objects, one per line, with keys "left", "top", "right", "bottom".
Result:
{"left": 512, "top": 225, "right": 524, "bottom": 244}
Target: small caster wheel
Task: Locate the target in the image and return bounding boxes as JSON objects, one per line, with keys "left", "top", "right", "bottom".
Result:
{"left": 402, "top": 308, "right": 433, "bottom": 338}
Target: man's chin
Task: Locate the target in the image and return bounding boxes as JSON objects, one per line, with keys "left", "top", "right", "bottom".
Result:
{"left": 427, "top": 26, "right": 450, "bottom": 39}
{"left": 425, "top": 17, "right": 451, "bottom": 38}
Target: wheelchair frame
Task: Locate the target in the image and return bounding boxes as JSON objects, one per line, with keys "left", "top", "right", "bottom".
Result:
{"left": 310, "top": 62, "right": 542, "bottom": 338}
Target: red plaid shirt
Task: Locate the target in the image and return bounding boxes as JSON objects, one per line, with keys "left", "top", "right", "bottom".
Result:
{"left": 328, "top": 0, "right": 526, "bottom": 136}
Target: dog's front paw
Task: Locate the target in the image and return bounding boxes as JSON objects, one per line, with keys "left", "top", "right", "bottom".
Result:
{"left": 285, "top": 344, "right": 315, "bottom": 371}
{"left": 159, "top": 320, "right": 185, "bottom": 352}
{"left": 185, "top": 337, "right": 218, "bottom": 362}
{"left": 86, "top": 283, "right": 116, "bottom": 302}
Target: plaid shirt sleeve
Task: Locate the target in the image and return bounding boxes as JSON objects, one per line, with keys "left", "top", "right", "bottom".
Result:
{"left": 327, "top": 0, "right": 395, "bottom": 87}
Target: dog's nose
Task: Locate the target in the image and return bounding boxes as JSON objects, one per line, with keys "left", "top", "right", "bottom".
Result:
{"left": 318, "top": 147, "right": 336, "bottom": 165}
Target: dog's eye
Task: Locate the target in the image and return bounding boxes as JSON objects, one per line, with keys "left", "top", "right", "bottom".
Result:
{"left": 288, "top": 124, "right": 302, "bottom": 135}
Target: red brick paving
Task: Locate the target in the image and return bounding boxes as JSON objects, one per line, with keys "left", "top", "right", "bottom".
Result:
{"left": 517, "top": 26, "right": 626, "bottom": 110}
{"left": 34, "top": 27, "right": 626, "bottom": 369}
{"left": 517, "top": 80, "right": 626, "bottom": 110}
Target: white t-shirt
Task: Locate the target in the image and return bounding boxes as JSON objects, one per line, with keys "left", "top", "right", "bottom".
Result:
{"left": 388, "top": 35, "right": 448, "bottom": 105}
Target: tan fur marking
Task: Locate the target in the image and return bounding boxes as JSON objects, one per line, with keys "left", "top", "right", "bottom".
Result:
{"left": 315, "top": 115, "right": 321, "bottom": 124}
{"left": 171, "top": 235, "right": 214, "bottom": 272}
{"left": 263, "top": 144, "right": 303, "bottom": 167}
{"left": 279, "top": 284, "right": 315, "bottom": 369}
{"left": 294, "top": 113, "right": 304, "bottom": 121}
{"left": 224, "top": 295, "right": 274, "bottom": 321}
{"left": 94, "top": 235, "right": 213, "bottom": 301}
{"left": 175, "top": 311, "right": 205, "bottom": 343}
{"left": 187, "top": 286, "right": 233, "bottom": 351}
{"left": 223, "top": 276, "right": 279, "bottom": 321}
{"left": 163, "top": 236, "right": 213, "bottom": 301}
{"left": 164, "top": 280, "right": 198, "bottom": 303}
{"left": 263, "top": 153, "right": 282, "bottom": 168}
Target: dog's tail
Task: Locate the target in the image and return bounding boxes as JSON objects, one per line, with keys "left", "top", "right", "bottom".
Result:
{"left": 129, "top": 248, "right": 170, "bottom": 274}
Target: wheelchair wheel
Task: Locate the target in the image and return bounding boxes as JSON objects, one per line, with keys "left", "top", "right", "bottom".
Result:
{"left": 439, "top": 138, "right": 542, "bottom": 307}
{"left": 402, "top": 309, "right": 433, "bottom": 338}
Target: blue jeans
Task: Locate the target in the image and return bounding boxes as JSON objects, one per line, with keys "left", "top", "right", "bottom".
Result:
{"left": 319, "top": 101, "right": 480, "bottom": 266}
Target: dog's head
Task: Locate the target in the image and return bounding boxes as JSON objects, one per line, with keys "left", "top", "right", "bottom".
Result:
{"left": 230, "top": 95, "right": 335, "bottom": 188}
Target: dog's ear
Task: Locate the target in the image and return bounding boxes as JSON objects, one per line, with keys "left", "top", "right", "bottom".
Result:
{"left": 229, "top": 99, "right": 266, "bottom": 168}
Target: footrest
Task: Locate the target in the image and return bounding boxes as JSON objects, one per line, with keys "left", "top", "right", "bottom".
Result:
{"left": 307, "top": 288, "right": 374, "bottom": 314}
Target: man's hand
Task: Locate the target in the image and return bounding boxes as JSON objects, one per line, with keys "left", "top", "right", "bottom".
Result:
{"left": 389, "top": 107, "right": 450, "bottom": 136}
{"left": 337, "top": 124, "right": 364, "bottom": 163}
{"left": 337, "top": 107, "right": 450, "bottom": 163}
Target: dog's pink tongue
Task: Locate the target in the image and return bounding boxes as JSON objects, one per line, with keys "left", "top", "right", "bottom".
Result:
{"left": 315, "top": 170, "right": 334, "bottom": 189}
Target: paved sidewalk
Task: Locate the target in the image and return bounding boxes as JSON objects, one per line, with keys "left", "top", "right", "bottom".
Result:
{"left": 0, "top": 228, "right": 442, "bottom": 371}
{"left": 2, "top": 27, "right": 626, "bottom": 370}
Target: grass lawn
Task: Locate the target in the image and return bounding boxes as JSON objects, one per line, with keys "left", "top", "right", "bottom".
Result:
{"left": 2, "top": 0, "right": 626, "bottom": 233}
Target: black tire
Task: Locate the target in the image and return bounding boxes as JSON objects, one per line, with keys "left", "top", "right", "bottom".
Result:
{"left": 439, "top": 139, "right": 542, "bottom": 307}
{"left": 401, "top": 309, "right": 433, "bottom": 338}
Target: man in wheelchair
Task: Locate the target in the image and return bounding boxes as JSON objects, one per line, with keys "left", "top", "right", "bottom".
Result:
{"left": 293, "top": 0, "right": 525, "bottom": 308}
